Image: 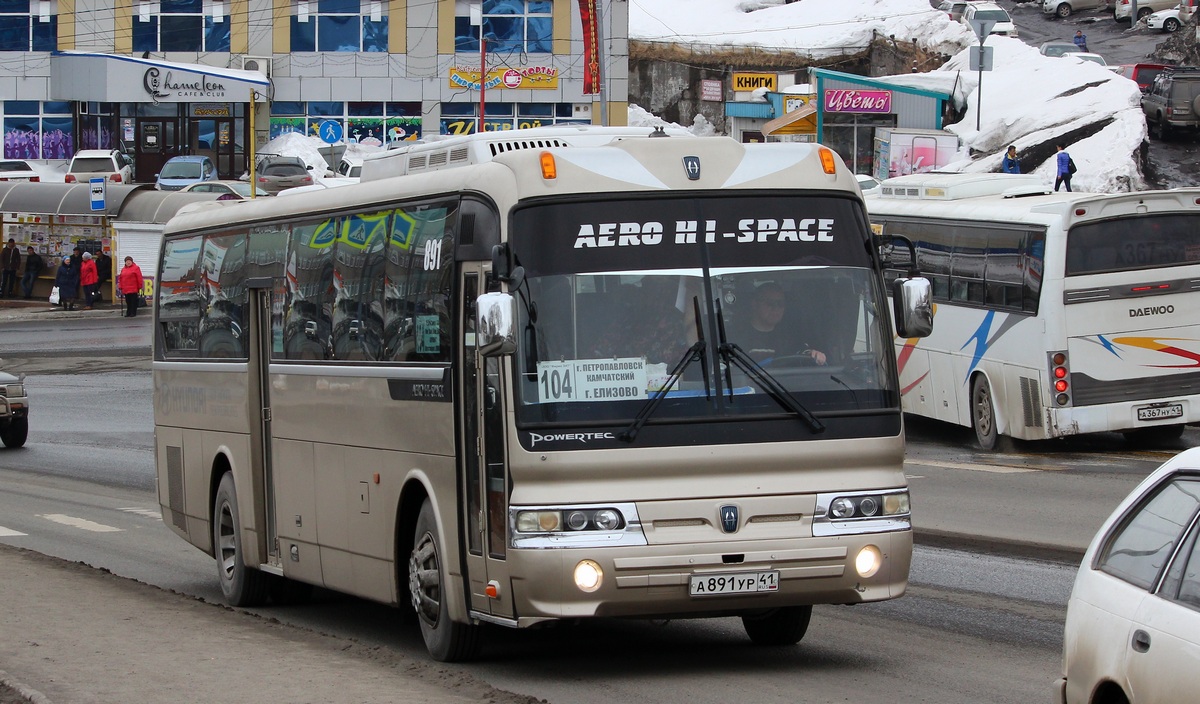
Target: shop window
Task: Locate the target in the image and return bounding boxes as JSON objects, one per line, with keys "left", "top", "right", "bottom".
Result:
{"left": 0, "top": 0, "right": 57, "bottom": 51}
{"left": 439, "top": 101, "right": 582, "bottom": 135}
{"left": 133, "top": 0, "right": 231, "bottom": 53}
{"left": 455, "top": 0, "right": 552, "bottom": 54}
{"left": 291, "top": 0, "right": 388, "bottom": 53}
{"left": 3, "top": 100, "right": 73, "bottom": 159}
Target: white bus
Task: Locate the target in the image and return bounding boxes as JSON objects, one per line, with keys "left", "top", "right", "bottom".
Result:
{"left": 153, "top": 129, "right": 931, "bottom": 661}
{"left": 866, "top": 172, "right": 1200, "bottom": 450}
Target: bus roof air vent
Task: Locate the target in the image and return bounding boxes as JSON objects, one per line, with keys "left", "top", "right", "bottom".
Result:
{"left": 428, "top": 151, "right": 448, "bottom": 167}
{"left": 879, "top": 173, "right": 1046, "bottom": 200}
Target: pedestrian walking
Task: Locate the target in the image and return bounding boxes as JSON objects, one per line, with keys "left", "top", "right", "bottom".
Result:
{"left": 0, "top": 238, "right": 20, "bottom": 298}
{"left": 20, "top": 246, "right": 43, "bottom": 299}
{"left": 1055, "top": 142, "right": 1075, "bottom": 192}
{"left": 80, "top": 251, "right": 99, "bottom": 309}
{"left": 1001, "top": 145, "right": 1021, "bottom": 174}
{"left": 54, "top": 255, "right": 80, "bottom": 311}
{"left": 1073, "top": 30, "right": 1088, "bottom": 53}
{"left": 118, "top": 256, "right": 144, "bottom": 318}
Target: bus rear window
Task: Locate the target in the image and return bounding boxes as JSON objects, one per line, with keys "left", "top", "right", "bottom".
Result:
{"left": 1066, "top": 214, "right": 1200, "bottom": 275}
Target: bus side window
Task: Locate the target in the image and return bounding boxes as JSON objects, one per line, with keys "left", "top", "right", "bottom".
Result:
{"left": 383, "top": 200, "right": 456, "bottom": 363}
{"left": 159, "top": 235, "right": 204, "bottom": 358}
{"left": 283, "top": 218, "right": 337, "bottom": 360}
{"left": 199, "top": 232, "right": 248, "bottom": 359}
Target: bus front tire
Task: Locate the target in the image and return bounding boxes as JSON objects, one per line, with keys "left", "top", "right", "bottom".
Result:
{"left": 0, "top": 417, "right": 28, "bottom": 448}
{"left": 742, "top": 605, "right": 813, "bottom": 646}
{"left": 213, "top": 473, "right": 269, "bottom": 607}
{"left": 971, "top": 376, "right": 999, "bottom": 451}
{"left": 409, "top": 500, "right": 482, "bottom": 662}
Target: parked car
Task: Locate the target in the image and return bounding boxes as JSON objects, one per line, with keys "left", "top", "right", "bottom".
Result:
{"left": 855, "top": 174, "right": 882, "bottom": 195}
{"left": 1071, "top": 52, "right": 1110, "bottom": 67}
{"left": 1115, "top": 0, "right": 1176, "bottom": 22}
{"left": 0, "top": 370, "right": 29, "bottom": 448}
{"left": 179, "top": 180, "right": 273, "bottom": 200}
{"left": 0, "top": 159, "right": 40, "bottom": 182}
{"left": 1055, "top": 447, "right": 1200, "bottom": 704}
{"left": 63, "top": 149, "right": 133, "bottom": 184}
{"left": 962, "top": 2, "right": 1019, "bottom": 37}
{"left": 155, "top": 155, "right": 217, "bottom": 191}
{"left": 1117, "top": 62, "right": 1173, "bottom": 92}
{"left": 335, "top": 154, "right": 363, "bottom": 180}
{"left": 1142, "top": 67, "right": 1200, "bottom": 138}
{"left": 1040, "top": 41, "right": 1083, "bottom": 57}
{"left": 255, "top": 156, "right": 315, "bottom": 194}
{"left": 1041, "top": 0, "right": 1108, "bottom": 17}
{"left": 1147, "top": 5, "right": 1184, "bottom": 31}
{"left": 936, "top": 0, "right": 971, "bottom": 22}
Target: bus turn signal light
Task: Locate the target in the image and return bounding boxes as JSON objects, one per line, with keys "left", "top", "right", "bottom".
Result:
{"left": 540, "top": 151, "right": 557, "bottom": 179}
{"left": 818, "top": 146, "right": 837, "bottom": 175}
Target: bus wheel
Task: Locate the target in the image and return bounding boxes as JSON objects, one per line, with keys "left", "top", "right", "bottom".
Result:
{"left": 971, "top": 376, "right": 999, "bottom": 451}
{"left": 409, "top": 500, "right": 482, "bottom": 662}
{"left": 0, "top": 417, "right": 28, "bottom": 448}
{"left": 742, "top": 606, "right": 812, "bottom": 646}
{"left": 1123, "top": 424, "right": 1185, "bottom": 447}
{"left": 213, "top": 473, "right": 269, "bottom": 607}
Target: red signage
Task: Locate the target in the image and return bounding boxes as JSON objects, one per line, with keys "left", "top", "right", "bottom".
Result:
{"left": 823, "top": 89, "right": 892, "bottom": 114}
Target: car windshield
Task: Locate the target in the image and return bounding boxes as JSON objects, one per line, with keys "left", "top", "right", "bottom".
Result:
{"left": 70, "top": 157, "right": 116, "bottom": 173}
{"left": 509, "top": 194, "right": 899, "bottom": 437}
{"left": 161, "top": 162, "right": 203, "bottom": 179}
{"left": 224, "top": 182, "right": 254, "bottom": 196}
{"left": 0, "top": 161, "right": 32, "bottom": 171}
{"left": 974, "top": 9, "right": 1010, "bottom": 21}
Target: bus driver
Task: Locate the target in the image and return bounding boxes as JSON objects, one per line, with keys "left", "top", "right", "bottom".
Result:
{"left": 734, "top": 282, "right": 826, "bottom": 365}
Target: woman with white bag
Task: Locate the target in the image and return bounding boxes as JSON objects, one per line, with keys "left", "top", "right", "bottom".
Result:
{"left": 53, "top": 255, "right": 80, "bottom": 311}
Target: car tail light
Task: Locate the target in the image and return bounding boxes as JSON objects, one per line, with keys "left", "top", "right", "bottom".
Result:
{"left": 30, "top": 176, "right": 39, "bottom": 182}
{"left": 111, "top": 173, "right": 122, "bottom": 182}
{"left": 1050, "top": 352, "right": 1070, "bottom": 406}
{"left": 65, "top": 174, "right": 76, "bottom": 183}
{"left": 258, "top": 176, "right": 268, "bottom": 183}
{"left": 302, "top": 176, "right": 312, "bottom": 183}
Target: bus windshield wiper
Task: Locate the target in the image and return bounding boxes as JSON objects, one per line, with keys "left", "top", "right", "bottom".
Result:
{"left": 719, "top": 341, "right": 825, "bottom": 434}
{"left": 619, "top": 339, "right": 707, "bottom": 443}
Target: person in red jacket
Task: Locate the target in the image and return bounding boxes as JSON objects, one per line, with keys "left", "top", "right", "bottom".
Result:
{"left": 80, "top": 251, "right": 99, "bottom": 309}
{"left": 117, "top": 256, "right": 144, "bottom": 318}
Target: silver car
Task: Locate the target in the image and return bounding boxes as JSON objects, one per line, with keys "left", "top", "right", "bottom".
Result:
{"left": 1041, "top": 0, "right": 1108, "bottom": 19}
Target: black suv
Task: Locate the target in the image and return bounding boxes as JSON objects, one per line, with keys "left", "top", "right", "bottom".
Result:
{"left": 1142, "top": 67, "right": 1200, "bottom": 139}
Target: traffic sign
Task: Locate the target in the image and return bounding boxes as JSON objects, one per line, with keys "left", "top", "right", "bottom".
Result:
{"left": 969, "top": 45, "right": 994, "bottom": 72}
{"left": 89, "top": 177, "right": 105, "bottom": 212}
{"left": 318, "top": 119, "right": 344, "bottom": 144}
{"left": 968, "top": 19, "right": 997, "bottom": 43}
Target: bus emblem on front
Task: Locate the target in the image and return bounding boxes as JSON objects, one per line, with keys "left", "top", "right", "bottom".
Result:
{"left": 683, "top": 156, "right": 701, "bottom": 180}
{"left": 720, "top": 505, "right": 739, "bottom": 533}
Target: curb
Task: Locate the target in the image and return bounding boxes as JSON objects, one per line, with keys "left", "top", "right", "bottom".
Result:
{"left": 0, "top": 670, "right": 52, "bottom": 704}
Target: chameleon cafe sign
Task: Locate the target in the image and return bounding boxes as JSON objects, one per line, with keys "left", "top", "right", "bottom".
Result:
{"left": 143, "top": 67, "right": 229, "bottom": 104}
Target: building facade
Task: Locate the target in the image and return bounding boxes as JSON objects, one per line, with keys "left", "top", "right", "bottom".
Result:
{"left": 2, "top": 0, "right": 629, "bottom": 179}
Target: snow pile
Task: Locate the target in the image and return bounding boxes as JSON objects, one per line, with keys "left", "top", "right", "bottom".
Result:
{"left": 631, "top": 0, "right": 973, "bottom": 58}
{"left": 255, "top": 132, "right": 332, "bottom": 175}
{"left": 628, "top": 103, "right": 719, "bottom": 136}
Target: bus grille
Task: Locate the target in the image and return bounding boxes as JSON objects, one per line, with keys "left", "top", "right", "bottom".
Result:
{"left": 1020, "top": 377, "right": 1041, "bottom": 428}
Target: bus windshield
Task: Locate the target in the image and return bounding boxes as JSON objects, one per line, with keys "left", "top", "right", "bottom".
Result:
{"left": 510, "top": 194, "right": 898, "bottom": 427}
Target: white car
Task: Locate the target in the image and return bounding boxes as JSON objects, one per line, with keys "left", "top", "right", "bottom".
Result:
{"left": 1114, "top": 0, "right": 1177, "bottom": 22}
{"left": 962, "top": 2, "right": 1019, "bottom": 38}
{"left": 855, "top": 174, "right": 882, "bottom": 195}
{"left": 0, "top": 159, "right": 41, "bottom": 182}
{"left": 64, "top": 149, "right": 133, "bottom": 185}
{"left": 1055, "top": 446, "right": 1200, "bottom": 703}
{"left": 1147, "top": 5, "right": 1183, "bottom": 32}
{"left": 334, "top": 154, "right": 364, "bottom": 180}
{"left": 1071, "top": 52, "right": 1109, "bottom": 67}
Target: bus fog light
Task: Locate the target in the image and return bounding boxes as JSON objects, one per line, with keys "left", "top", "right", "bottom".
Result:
{"left": 593, "top": 509, "right": 621, "bottom": 531}
{"left": 574, "top": 559, "right": 603, "bottom": 592}
{"left": 566, "top": 511, "right": 588, "bottom": 530}
{"left": 830, "top": 497, "right": 856, "bottom": 519}
{"left": 882, "top": 493, "right": 910, "bottom": 515}
{"left": 855, "top": 545, "right": 882, "bottom": 578}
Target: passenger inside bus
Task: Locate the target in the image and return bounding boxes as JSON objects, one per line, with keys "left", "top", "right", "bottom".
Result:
{"left": 729, "top": 282, "right": 827, "bottom": 366}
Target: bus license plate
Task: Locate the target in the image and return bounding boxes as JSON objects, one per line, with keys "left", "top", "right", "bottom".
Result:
{"left": 1137, "top": 404, "right": 1183, "bottom": 421}
{"left": 689, "top": 571, "right": 779, "bottom": 597}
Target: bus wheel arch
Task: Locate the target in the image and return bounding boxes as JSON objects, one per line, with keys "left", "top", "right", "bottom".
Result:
{"left": 408, "top": 496, "right": 483, "bottom": 661}
{"left": 969, "top": 372, "right": 1000, "bottom": 451}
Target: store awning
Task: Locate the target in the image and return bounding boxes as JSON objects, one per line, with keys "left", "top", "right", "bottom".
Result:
{"left": 762, "top": 105, "right": 817, "bottom": 136}
{"left": 50, "top": 51, "right": 269, "bottom": 104}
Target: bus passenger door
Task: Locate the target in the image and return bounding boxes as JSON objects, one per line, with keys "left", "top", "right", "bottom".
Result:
{"left": 250, "top": 286, "right": 280, "bottom": 569}
{"left": 460, "top": 268, "right": 515, "bottom": 620}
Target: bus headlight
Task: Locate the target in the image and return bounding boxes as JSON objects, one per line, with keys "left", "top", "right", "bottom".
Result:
{"left": 813, "top": 490, "right": 911, "bottom": 537}
{"left": 593, "top": 509, "right": 621, "bottom": 531}
{"left": 514, "top": 507, "right": 626, "bottom": 534}
{"left": 855, "top": 545, "right": 882, "bottom": 578}
{"left": 515, "top": 511, "right": 562, "bottom": 533}
{"left": 826, "top": 492, "right": 908, "bottom": 520}
{"left": 574, "top": 559, "right": 603, "bottom": 592}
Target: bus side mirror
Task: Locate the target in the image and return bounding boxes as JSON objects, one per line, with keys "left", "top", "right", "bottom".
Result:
{"left": 893, "top": 277, "right": 933, "bottom": 339}
{"left": 477, "top": 292, "right": 517, "bottom": 356}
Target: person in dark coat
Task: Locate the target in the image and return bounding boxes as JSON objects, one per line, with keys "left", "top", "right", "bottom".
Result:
{"left": 95, "top": 252, "right": 112, "bottom": 303}
{"left": 20, "top": 246, "right": 43, "bottom": 299}
{"left": 54, "top": 255, "right": 80, "bottom": 311}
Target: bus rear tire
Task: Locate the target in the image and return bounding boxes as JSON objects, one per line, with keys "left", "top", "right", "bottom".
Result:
{"left": 213, "top": 473, "right": 269, "bottom": 607}
{"left": 742, "top": 605, "right": 813, "bottom": 646}
{"left": 971, "top": 376, "right": 999, "bottom": 451}
{"left": 409, "top": 500, "right": 482, "bottom": 662}
{"left": 1123, "top": 424, "right": 1185, "bottom": 447}
{"left": 0, "top": 417, "right": 28, "bottom": 448}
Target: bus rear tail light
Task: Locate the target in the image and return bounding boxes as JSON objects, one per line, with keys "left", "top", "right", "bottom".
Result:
{"left": 818, "top": 146, "right": 837, "bottom": 175}
{"left": 1051, "top": 351, "right": 1071, "bottom": 405}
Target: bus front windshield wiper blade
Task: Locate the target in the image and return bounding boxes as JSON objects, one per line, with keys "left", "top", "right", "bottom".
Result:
{"left": 719, "top": 342, "right": 825, "bottom": 434}
{"left": 619, "top": 338, "right": 709, "bottom": 443}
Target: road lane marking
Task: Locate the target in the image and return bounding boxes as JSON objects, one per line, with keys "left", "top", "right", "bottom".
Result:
{"left": 0, "top": 526, "right": 27, "bottom": 537}
{"left": 904, "top": 459, "right": 1037, "bottom": 474}
{"left": 39, "top": 514, "right": 122, "bottom": 532}
{"left": 118, "top": 508, "right": 163, "bottom": 520}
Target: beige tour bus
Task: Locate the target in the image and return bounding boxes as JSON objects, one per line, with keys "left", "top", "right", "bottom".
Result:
{"left": 153, "top": 128, "right": 932, "bottom": 661}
